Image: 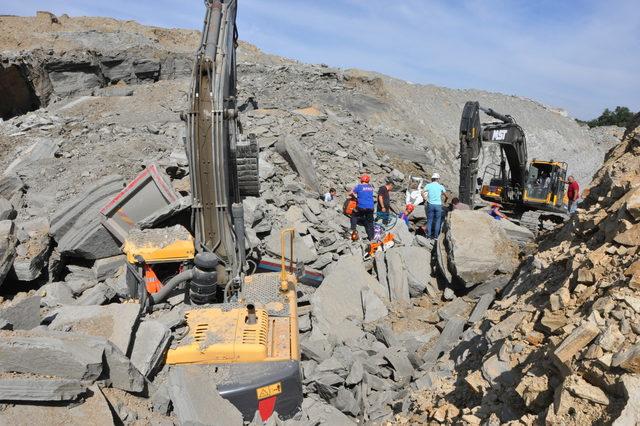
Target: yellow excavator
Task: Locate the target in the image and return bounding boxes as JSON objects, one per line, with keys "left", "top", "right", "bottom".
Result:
{"left": 121, "top": 0, "right": 302, "bottom": 420}
{"left": 458, "top": 101, "right": 569, "bottom": 233}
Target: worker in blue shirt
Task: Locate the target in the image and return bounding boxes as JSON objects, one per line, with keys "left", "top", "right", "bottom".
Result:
{"left": 422, "top": 172, "right": 448, "bottom": 239}
{"left": 349, "top": 174, "right": 375, "bottom": 241}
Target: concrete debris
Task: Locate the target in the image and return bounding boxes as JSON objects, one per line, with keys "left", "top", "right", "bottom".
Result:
{"left": 0, "top": 220, "right": 17, "bottom": 288}
{"left": 0, "top": 197, "right": 15, "bottom": 221}
{"left": 311, "top": 255, "right": 384, "bottom": 339}
{"left": 278, "top": 135, "right": 321, "bottom": 194}
{"left": 130, "top": 319, "right": 171, "bottom": 377}
{"left": 384, "top": 248, "right": 410, "bottom": 303}
{"left": 441, "top": 210, "right": 519, "bottom": 287}
{"left": 47, "top": 303, "right": 140, "bottom": 354}
{"left": 169, "top": 365, "right": 243, "bottom": 426}
{"left": 50, "top": 175, "right": 124, "bottom": 259}
{"left": 39, "top": 281, "right": 75, "bottom": 306}
{"left": 613, "top": 375, "right": 640, "bottom": 426}
{"left": 0, "top": 12, "right": 634, "bottom": 425}
{"left": 0, "top": 331, "right": 103, "bottom": 381}
{"left": 265, "top": 228, "right": 318, "bottom": 264}
{"left": 0, "top": 384, "right": 114, "bottom": 425}
{"left": 0, "top": 376, "right": 87, "bottom": 401}
{"left": 5, "top": 138, "right": 59, "bottom": 176}
{"left": 0, "top": 295, "right": 41, "bottom": 330}
{"left": 74, "top": 281, "right": 117, "bottom": 305}
{"left": 92, "top": 254, "right": 126, "bottom": 281}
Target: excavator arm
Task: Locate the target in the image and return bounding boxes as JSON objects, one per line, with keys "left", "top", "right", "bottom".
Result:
{"left": 186, "top": 0, "right": 259, "bottom": 300}
{"left": 458, "top": 101, "right": 528, "bottom": 207}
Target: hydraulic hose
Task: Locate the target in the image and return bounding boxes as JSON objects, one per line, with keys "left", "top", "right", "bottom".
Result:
{"left": 151, "top": 269, "right": 194, "bottom": 304}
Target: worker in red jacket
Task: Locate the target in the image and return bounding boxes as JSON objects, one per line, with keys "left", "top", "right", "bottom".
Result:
{"left": 566, "top": 175, "right": 580, "bottom": 214}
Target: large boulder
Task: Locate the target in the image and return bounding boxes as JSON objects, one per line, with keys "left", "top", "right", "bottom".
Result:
{"left": 311, "top": 255, "right": 387, "bottom": 340}
{"left": 441, "top": 210, "right": 519, "bottom": 288}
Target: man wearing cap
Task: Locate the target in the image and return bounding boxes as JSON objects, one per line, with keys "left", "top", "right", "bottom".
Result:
{"left": 349, "top": 174, "right": 375, "bottom": 241}
{"left": 422, "top": 173, "right": 448, "bottom": 239}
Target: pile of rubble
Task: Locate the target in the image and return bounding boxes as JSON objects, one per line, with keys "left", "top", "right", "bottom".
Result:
{"left": 400, "top": 113, "right": 640, "bottom": 424}
{"left": 0, "top": 11, "right": 632, "bottom": 425}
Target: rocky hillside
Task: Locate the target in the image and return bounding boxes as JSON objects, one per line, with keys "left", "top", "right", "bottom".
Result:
{"left": 402, "top": 114, "right": 640, "bottom": 424}
{"left": 0, "top": 11, "right": 633, "bottom": 426}
{"left": 0, "top": 12, "right": 620, "bottom": 194}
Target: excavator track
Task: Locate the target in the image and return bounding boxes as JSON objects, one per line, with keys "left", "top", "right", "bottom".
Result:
{"left": 519, "top": 210, "right": 542, "bottom": 236}
{"left": 236, "top": 135, "right": 260, "bottom": 197}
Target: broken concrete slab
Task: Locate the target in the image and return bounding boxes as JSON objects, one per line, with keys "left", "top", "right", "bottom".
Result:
{"left": 0, "top": 295, "right": 41, "bottom": 330}
{"left": 499, "top": 219, "right": 535, "bottom": 246}
{"left": 613, "top": 374, "right": 640, "bottom": 426}
{"left": 0, "top": 196, "right": 14, "bottom": 220}
{"left": 92, "top": 254, "right": 126, "bottom": 281}
{"left": 374, "top": 251, "right": 390, "bottom": 300}
{"left": 265, "top": 228, "right": 318, "bottom": 264}
{"left": 333, "top": 387, "right": 360, "bottom": 416}
{"left": 420, "top": 316, "right": 466, "bottom": 370}
{"left": 0, "top": 331, "right": 104, "bottom": 381}
{"left": 75, "top": 282, "right": 117, "bottom": 305}
{"left": 361, "top": 287, "right": 388, "bottom": 323}
{"left": 383, "top": 348, "right": 414, "bottom": 384}
{"left": 301, "top": 396, "right": 356, "bottom": 425}
{"left": 0, "top": 384, "right": 114, "bottom": 425}
{"left": 0, "top": 173, "right": 25, "bottom": 203}
{"left": 422, "top": 316, "right": 465, "bottom": 366}
{"left": 438, "top": 297, "right": 469, "bottom": 322}
{"left": 13, "top": 218, "right": 51, "bottom": 281}
{"left": 50, "top": 175, "right": 124, "bottom": 260}
{"left": 385, "top": 247, "right": 410, "bottom": 303}
{"left": 612, "top": 343, "right": 640, "bottom": 373}
{"left": 48, "top": 303, "right": 140, "bottom": 354}
{"left": 311, "top": 255, "right": 385, "bottom": 338}
{"left": 444, "top": 210, "right": 519, "bottom": 288}
{"left": 39, "top": 281, "right": 75, "bottom": 307}
{"left": 169, "top": 365, "right": 243, "bottom": 425}
{"left": 468, "top": 293, "right": 495, "bottom": 323}
{"left": 130, "top": 320, "right": 171, "bottom": 378}
{"left": 565, "top": 375, "right": 609, "bottom": 405}
{"left": 5, "top": 138, "right": 60, "bottom": 176}
{"left": 0, "top": 376, "right": 87, "bottom": 401}
{"left": 553, "top": 321, "right": 600, "bottom": 366}
{"left": 397, "top": 246, "right": 432, "bottom": 297}
{"left": 486, "top": 311, "right": 529, "bottom": 344}
{"left": 278, "top": 135, "right": 321, "bottom": 194}
{"left": 0, "top": 220, "right": 17, "bottom": 288}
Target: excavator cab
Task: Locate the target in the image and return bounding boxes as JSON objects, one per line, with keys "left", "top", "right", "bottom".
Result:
{"left": 479, "top": 164, "right": 505, "bottom": 202}
{"left": 523, "top": 160, "right": 568, "bottom": 211}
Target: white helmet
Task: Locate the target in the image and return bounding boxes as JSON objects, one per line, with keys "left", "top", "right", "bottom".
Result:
{"left": 431, "top": 172, "right": 440, "bottom": 179}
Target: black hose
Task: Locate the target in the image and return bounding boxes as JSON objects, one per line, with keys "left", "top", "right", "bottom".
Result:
{"left": 151, "top": 270, "right": 194, "bottom": 304}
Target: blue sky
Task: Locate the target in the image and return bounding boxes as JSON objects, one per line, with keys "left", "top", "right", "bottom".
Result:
{"left": 4, "top": 0, "right": 639, "bottom": 119}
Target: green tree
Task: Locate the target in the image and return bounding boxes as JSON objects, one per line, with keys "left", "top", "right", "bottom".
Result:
{"left": 583, "top": 106, "right": 635, "bottom": 128}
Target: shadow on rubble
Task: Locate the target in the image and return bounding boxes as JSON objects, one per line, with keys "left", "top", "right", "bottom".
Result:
{"left": 443, "top": 333, "right": 557, "bottom": 423}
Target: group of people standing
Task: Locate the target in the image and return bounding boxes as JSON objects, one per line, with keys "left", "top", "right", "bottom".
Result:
{"left": 330, "top": 171, "right": 581, "bottom": 244}
{"left": 339, "top": 172, "right": 451, "bottom": 242}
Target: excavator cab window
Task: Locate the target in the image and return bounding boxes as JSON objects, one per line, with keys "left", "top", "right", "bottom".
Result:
{"left": 526, "top": 162, "right": 566, "bottom": 206}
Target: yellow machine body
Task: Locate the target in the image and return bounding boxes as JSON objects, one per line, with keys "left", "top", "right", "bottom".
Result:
{"left": 166, "top": 272, "right": 300, "bottom": 365}
{"left": 122, "top": 236, "right": 195, "bottom": 264}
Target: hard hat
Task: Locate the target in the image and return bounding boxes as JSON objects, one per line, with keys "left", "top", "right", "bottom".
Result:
{"left": 406, "top": 204, "right": 415, "bottom": 213}
{"left": 360, "top": 174, "right": 371, "bottom": 183}
{"left": 431, "top": 172, "right": 440, "bottom": 179}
